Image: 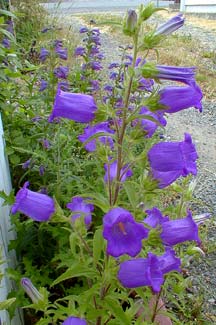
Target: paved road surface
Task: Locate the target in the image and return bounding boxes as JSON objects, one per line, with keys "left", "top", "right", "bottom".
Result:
{"left": 41, "top": 0, "right": 175, "bottom": 13}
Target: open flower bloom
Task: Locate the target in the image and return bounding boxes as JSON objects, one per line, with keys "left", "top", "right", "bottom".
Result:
{"left": 155, "top": 13, "right": 185, "bottom": 36}
{"left": 11, "top": 182, "right": 55, "bottom": 222}
{"left": 139, "top": 106, "right": 167, "bottom": 138}
{"left": 78, "top": 122, "right": 114, "bottom": 152}
{"left": 103, "top": 207, "right": 149, "bottom": 257}
{"left": 159, "top": 83, "right": 203, "bottom": 113}
{"left": 104, "top": 160, "right": 133, "bottom": 183}
{"left": 75, "top": 46, "right": 86, "bottom": 56}
{"left": 48, "top": 86, "right": 97, "bottom": 123}
{"left": 21, "top": 278, "right": 43, "bottom": 303}
{"left": 161, "top": 210, "right": 201, "bottom": 246}
{"left": 66, "top": 196, "right": 94, "bottom": 227}
{"left": 63, "top": 316, "right": 87, "bottom": 325}
{"left": 148, "top": 133, "right": 198, "bottom": 188}
{"left": 118, "top": 249, "right": 181, "bottom": 293}
{"left": 143, "top": 207, "right": 169, "bottom": 228}
{"left": 55, "top": 47, "right": 68, "bottom": 60}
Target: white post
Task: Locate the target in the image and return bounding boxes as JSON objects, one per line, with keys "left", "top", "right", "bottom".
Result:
{"left": 180, "top": 0, "right": 186, "bottom": 11}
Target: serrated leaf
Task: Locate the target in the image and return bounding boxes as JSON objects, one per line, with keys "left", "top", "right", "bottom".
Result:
{"left": 0, "top": 298, "right": 16, "bottom": 310}
{"left": 93, "top": 228, "right": 104, "bottom": 265}
{"left": 123, "top": 181, "right": 138, "bottom": 209}
{"left": 105, "top": 296, "right": 131, "bottom": 325}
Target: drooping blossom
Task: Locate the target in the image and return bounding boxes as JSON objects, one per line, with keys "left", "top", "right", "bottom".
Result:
{"left": 39, "top": 48, "right": 49, "bottom": 62}
{"left": 108, "top": 62, "right": 120, "bottom": 69}
{"left": 63, "top": 316, "right": 87, "bottom": 325}
{"left": 21, "top": 278, "right": 43, "bottom": 303}
{"left": 90, "top": 79, "right": 100, "bottom": 91}
{"left": 54, "top": 39, "right": 63, "bottom": 48}
{"left": 139, "top": 106, "right": 167, "bottom": 138}
{"left": 104, "top": 160, "right": 133, "bottom": 183}
{"left": 39, "top": 79, "right": 48, "bottom": 92}
{"left": 161, "top": 210, "right": 201, "bottom": 246}
{"left": 148, "top": 133, "right": 198, "bottom": 188}
{"left": 22, "top": 159, "right": 31, "bottom": 169}
{"left": 143, "top": 207, "right": 169, "bottom": 228}
{"left": 89, "top": 61, "right": 103, "bottom": 71}
{"left": 58, "top": 81, "right": 70, "bottom": 91}
{"left": 103, "top": 207, "right": 149, "bottom": 257}
{"left": 11, "top": 182, "right": 55, "bottom": 222}
{"left": 54, "top": 66, "right": 69, "bottom": 79}
{"left": 123, "top": 9, "right": 138, "bottom": 36}
{"left": 2, "top": 38, "right": 10, "bottom": 48}
{"left": 137, "top": 77, "right": 154, "bottom": 91}
{"left": 155, "top": 13, "right": 185, "bottom": 36}
{"left": 42, "top": 139, "right": 50, "bottom": 149}
{"left": 41, "top": 27, "right": 52, "bottom": 33}
{"left": 55, "top": 47, "right": 68, "bottom": 60}
{"left": 78, "top": 122, "right": 114, "bottom": 152}
{"left": 66, "top": 196, "right": 94, "bottom": 227}
{"left": 48, "top": 86, "right": 97, "bottom": 123}
{"left": 118, "top": 249, "right": 181, "bottom": 292}
{"left": 75, "top": 46, "right": 86, "bottom": 56}
{"left": 142, "top": 63, "right": 196, "bottom": 85}
{"left": 158, "top": 83, "right": 203, "bottom": 113}
{"left": 79, "top": 27, "right": 88, "bottom": 33}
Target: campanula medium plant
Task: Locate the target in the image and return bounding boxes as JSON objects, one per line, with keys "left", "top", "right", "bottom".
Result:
{"left": 4, "top": 3, "right": 209, "bottom": 324}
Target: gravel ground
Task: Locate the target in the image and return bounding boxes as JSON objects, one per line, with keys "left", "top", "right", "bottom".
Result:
{"left": 66, "top": 11, "right": 216, "bottom": 322}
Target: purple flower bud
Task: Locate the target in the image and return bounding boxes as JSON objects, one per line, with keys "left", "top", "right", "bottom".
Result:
{"left": 79, "top": 27, "right": 88, "bottom": 33}
{"left": 90, "top": 61, "right": 103, "bottom": 71}
{"left": 63, "top": 316, "right": 87, "bottom": 325}
{"left": 39, "top": 165, "right": 45, "bottom": 176}
{"left": 22, "top": 159, "right": 31, "bottom": 169}
{"left": 54, "top": 39, "right": 63, "bottom": 48}
{"left": 139, "top": 106, "right": 167, "bottom": 138}
{"left": 155, "top": 14, "right": 185, "bottom": 36}
{"left": 123, "top": 9, "right": 138, "bottom": 36}
{"left": 39, "top": 79, "right": 48, "bottom": 92}
{"left": 2, "top": 38, "right": 10, "bottom": 48}
{"left": 78, "top": 122, "right": 114, "bottom": 152}
{"left": 11, "top": 182, "right": 55, "bottom": 222}
{"left": 143, "top": 207, "right": 169, "bottom": 228}
{"left": 66, "top": 197, "right": 94, "bottom": 227}
{"left": 54, "top": 66, "right": 69, "bottom": 79}
{"left": 108, "top": 62, "right": 120, "bottom": 69}
{"left": 41, "top": 27, "right": 52, "bottom": 33}
{"left": 21, "top": 278, "right": 43, "bottom": 303}
{"left": 148, "top": 133, "right": 198, "bottom": 188}
{"left": 55, "top": 47, "right": 68, "bottom": 60}
{"left": 39, "top": 48, "right": 49, "bottom": 62}
{"left": 42, "top": 139, "right": 50, "bottom": 149}
{"left": 137, "top": 77, "right": 154, "bottom": 91}
{"left": 103, "top": 207, "right": 149, "bottom": 257}
{"left": 74, "top": 46, "right": 86, "bottom": 56}
{"left": 104, "top": 160, "right": 133, "bottom": 184}
{"left": 49, "top": 86, "right": 97, "bottom": 123}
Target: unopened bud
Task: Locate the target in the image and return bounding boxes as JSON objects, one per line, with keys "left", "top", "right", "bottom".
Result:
{"left": 123, "top": 9, "right": 138, "bottom": 36}
{"left": 21, "top": 278, "right": 43, "bottom": 304}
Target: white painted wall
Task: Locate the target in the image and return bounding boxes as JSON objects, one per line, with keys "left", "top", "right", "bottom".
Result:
{"left": 180, "top": 0, "right": 216, "bottom": 13}
{"left": 0, "top": 114, "right": 23, "bottom": 324}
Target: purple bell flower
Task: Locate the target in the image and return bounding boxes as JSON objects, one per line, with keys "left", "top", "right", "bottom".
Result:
{"left": 103, "top": 207, "right": 149, "bottom": 257}
{"left": 58, "top": 81, "right": 70, "bottom": 91}
{"left": 148, "top": 133, "right": 198, "bottom": 188}
{"left": 90, "top": 79, "right": 100, "bottom": 91}
{"left": 22, "top": 159, "right": 31, "bottom": 169}
{"left": 161, "top": 210, "right": 201, "bottom": 246}
{"left": 139, "top": 106, "right": 167, "bottom": 138}
{"left": 11, "top": 182, "right": 55, "bottom": 222}
{"left": 55, "top": 47, "right": 68, "bottom": 60}
{"left": 42, "top": 139, "right": 50, "bottom": 149}
{"left": 66, "top": 197, "right": 94, "bottom": 227}
{"left": 74, "top": 46, "right": 86, "bottom": 56}
{"left": 39, "top": 48, "right": 49, "bottom": 62}
{"left": 108, "top": 62, "right": 120, "bottom": 69}
{"left": 143, "top": 207, "right": 169, "bottom": 228}
{"left": 63, "top": 316, "right": 87, "bottom": 325}
{"left": 78, "top": 122, "right": 114, "bottom": 152}
{"left": 48, "top": 86, "right": 97, "bottom": 123}
{"left": 54, "top": 39, "right": 63, "bottom": 48}
{"left": 2, "top": 38, "right": 10, "bottom": 48}
{"left": 159, "top": 83, "right": 203, "bottom": 113}
{"left": 90, "top": 61, "right": 103, "bottom": 71}
{"left": 21, "top": 278, "right": 43, "bottom": 303}
{"left": 155, "top": 13, "right": 185, "bottom": 36}
{"left": 39, "top": 79, "right": 48, "bottom": 92}
{"left": 137, "top": 77, "right": 154, "bottom": 91}
{"left": 118, "top": 249, "right": 181, "bottom": 293}
{"left": 79, "top": 27, "right": 88, "bottom": 33}
{"left": 104, "top": 160, "right": 133, "bottom": 183}
{"left": 54, "top": 66, "right": 69, "bottom": 79}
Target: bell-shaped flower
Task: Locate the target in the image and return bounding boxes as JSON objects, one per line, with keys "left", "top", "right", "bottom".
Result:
{"left": 155, "top": 13, "right": 185, "bottom": 36}
{"left": 118, "top": 250, "right": 181, "bottom": 293}
{"left": 139, "top": 106, "right": 167, "bottom": 138}
{"left": 66, "top": 196, "right": 94, "bottom": 227}
{"left": 123, "top": 9, "right": 138, "bottom": 36}
{"left": 39, "top": 48, "right": 49, "bottom": 62}
{"left": 148, "top": 133, "right": 198, "bottom": 188}
{"left": 75, "top": 46, "right": 86, "bottom": 56}
{"left": 161, "top": 210, "right": 201, "bottom": 246}
{"left": 55, "top": 47, "right": 68, "bottom": 60}
{"left": 143, "top": 207, "right": 169, "bottom": 228}
{"left": 63, "top": 316, "right": 87, "bottom": 325}
{"left": 11, "top": 182, "right": 55, "bottom": 222}
{"left": 159, "top": 83, "right": 203, "bottom": 113}
{"left": 48, "top": 86, "right": 97, "bottom": 123}
{"left": 39, "top": 79, "right": 48, "bottom": 92}
{"left": 103, "top": 207, "right": 149, "bottom": 257}
{"left": 21, "top": 278, "right": 43, "bottom": 304}
{"left": 104, "top": 160, "right": 133, "bottom": 183}
{"left": 78, "top": 122, "right": 114, "bottom": 152}
{"left": 54, "top": 66, "right": 69, "bottom": 79}
{"left": 137, "top": 77, "right": 154, "bottom": 91}
{"left": 2, "top": 38, "right": 10, "bottom": 48}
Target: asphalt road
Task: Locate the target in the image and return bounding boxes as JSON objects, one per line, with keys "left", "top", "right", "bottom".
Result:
{"left": 41, "top": 0, "right": 175, "bottom": 13}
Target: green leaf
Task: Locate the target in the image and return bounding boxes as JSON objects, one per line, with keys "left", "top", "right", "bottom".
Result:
{"left": 0, "top": 298, "right": 16, "bottom": 310}
{"left": 123, "top": 181, "right": 138, "bottom": 209}
{"left": 105, "top": 296, "right": 131, "bottom": 325}
{"left": 0, "top": 189, "right": 14, "bottom": 206}
{"left": 82, "top": 193, "right": 110, "bottom": 213}
{"left": 51, "top": 264, "right": 97, "bottom": 287}
{"left": 0, "top": 10, "right": 16, "bottom": 18}
{"left": 93, "top": 228, "right": 104, "bottom": 265}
